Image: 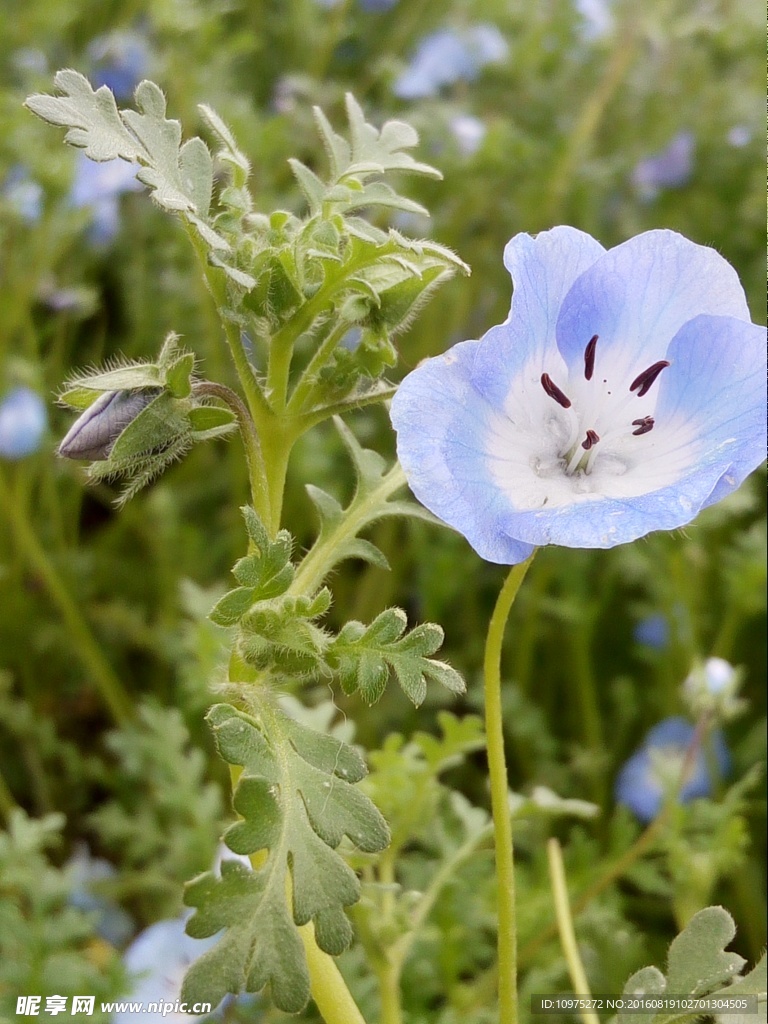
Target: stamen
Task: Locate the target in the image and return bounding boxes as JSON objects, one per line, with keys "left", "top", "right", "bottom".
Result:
{"left": 581, "top": 429, "right": 600, "bottom": 450}
{"left": 632, "top": 416, "right": 655, "bottom": 436}
{"left": 584, "top": 335, "right": 598, "bottom": 380}
{"left": 540, "top": 372, "right": 572, "bottom": 409}
{"left": 629, "top": 360, "right": 670, "bottom": 397}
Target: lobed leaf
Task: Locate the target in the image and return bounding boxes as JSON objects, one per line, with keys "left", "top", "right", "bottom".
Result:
{"left": 182, "top": 702, "right": 389, "bottom": 1012}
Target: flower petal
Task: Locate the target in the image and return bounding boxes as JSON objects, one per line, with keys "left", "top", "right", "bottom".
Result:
{"left": 391, "top": 341, "right": 534, "bottom": 564}
{"left": 555, "top": 230, "right": 751, "bottom": 388}
{"left": 471, "top": 226, "right": 605, "bottom": 409}
{"left": 653, "top": 313, "right": 767, "bottom": 509}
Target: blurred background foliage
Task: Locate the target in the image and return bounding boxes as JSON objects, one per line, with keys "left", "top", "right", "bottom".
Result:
{"left": 0, "top": 0, "right": 764, "bottom": 1020}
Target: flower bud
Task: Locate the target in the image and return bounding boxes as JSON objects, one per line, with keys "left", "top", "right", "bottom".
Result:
{"left": 58, "top": 388, "right": 162, "bottom": 460}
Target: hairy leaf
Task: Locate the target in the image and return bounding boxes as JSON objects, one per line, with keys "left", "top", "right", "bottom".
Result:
{"left": 182, "top": 702, "right": 389, "bottom": 1012}
{"left": 329, "top": 607, "right": 465, "bottom": 706}
{"left": 618, "top": 907, "right": 764, "bottom": 1024}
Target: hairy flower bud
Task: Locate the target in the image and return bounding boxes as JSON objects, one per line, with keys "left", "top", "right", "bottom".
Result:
{"left": 58, "top": 388, "right": 162, "bottom": 460}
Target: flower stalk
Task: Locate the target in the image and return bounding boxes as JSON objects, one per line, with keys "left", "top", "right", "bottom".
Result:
{"left": 483, "top": 553, "right": 536, "bottom": 1024}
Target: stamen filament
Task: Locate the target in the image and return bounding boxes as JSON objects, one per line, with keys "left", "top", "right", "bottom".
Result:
{"left": 629, "top": 360, "right": 670, "bottom": 397}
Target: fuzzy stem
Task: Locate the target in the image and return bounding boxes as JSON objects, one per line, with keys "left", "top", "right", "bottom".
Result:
{"left": 192, "top": 380, "right": 270, "bottom": 523}
{"left": 0, "top": 469, "right": 133, "bottom": 725}
{"left": 483, "top": 553, "right": 536, "bottom": 1024}
{"left": 547, "top": 838, "right": 600, "bottom": 1024}
{"left": 287, "top": 320, "right": 353, "bottom": 415}
{"left": 299, "top": 924, "right": 368, "bottom": 1024}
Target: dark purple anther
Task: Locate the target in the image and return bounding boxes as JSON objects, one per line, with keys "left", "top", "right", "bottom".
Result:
{"left": 584, "top": 335, "right": 598, "bottom": 381}
{"left": 631, "top": 416, "right": 655, "bottom": 436}
{"left": 629, "top": 360, "right": 670, "bottom": 397}
{"left": 540, "top": 373, "right": 572, "bottom": 409}
{"left": 581, "top": 429, "right": 600, "bottom": 450}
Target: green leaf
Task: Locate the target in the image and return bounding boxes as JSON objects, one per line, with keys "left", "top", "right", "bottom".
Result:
{"left": 618, "top": 907, "right": 763, "bottom": 1024}
{"left": 182, "top": 702, "right": 389, "bottom": 1012}
{"left": 208, "top": 506, "right": 295, "bottom": 626}
{"left": 26, "top": 71, "right": 228, "bottom": 250}
{"left": 329, "top": 607, "right": 465, "bottom": 706}
{"left": 666, "top": 906, "right": 745, "bottom": 994}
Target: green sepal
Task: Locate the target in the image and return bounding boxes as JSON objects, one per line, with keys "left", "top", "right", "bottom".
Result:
{"left": 107, "top": 391, "right": 187, "bottom": 461}
{"left": 58, "top": 363, "right": 162, "bottom": 406}
{"left": 165, "top": 353, "right": 196, "bottom": 398}
{"left": 187, "top": 406, "right": 237, "bottom": 432}
{"left": 182, "top": 702, "right": 389, "bottom": 1013}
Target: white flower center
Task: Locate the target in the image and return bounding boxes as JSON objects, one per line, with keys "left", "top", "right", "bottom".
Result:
{"left": 486, "top": 334, "right": 701, "bottom": 512}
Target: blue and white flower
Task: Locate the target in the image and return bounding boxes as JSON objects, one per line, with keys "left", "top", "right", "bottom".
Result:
{"left": 0, "top": 386, "right": 47, "bottom": 460}
{"left": 394, "top": 24, "right": 507, "bottom": 100}
{"left": 615, "top": 716, "right": 729, "bottom": 823}
{"left": 390, "top": 227, "right": 766, "bottom": 564}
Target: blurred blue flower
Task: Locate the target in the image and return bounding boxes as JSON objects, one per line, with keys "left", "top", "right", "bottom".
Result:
{"left": 727, "top": 125, "right": 751, "bottom": 148}
{"left": 70, "top": 153, "right": 143, "bottom": 244}
{"left": 634, "top": 613, "right": 669, "bottom": 650}
{"left": 574, "top": 0, "right": 614, "bottom": 41}
{"left": 0, "top": 387, "right": 47, "bottom": 460}
{"left": 394, "top": 24, "right": 507, "bottom": 100}
{"left": 2, "top": 165, "right": 43, "bottom": 222}
{"left": 66, "top": 844, "right": 134, "bottom": 947}
{"left": 632, "top": 132, "right": 694, "bottom": 199}
{"left": 359, "top": 0, "right": 399, "bottom": 9}
{"left": 391, "top": 227, "right": 766, "bottom": 563}
{"left": 449, "top": 114, "right": 486, "bottom": 156}
{"left": 615, "top": 717, "right": 730, "bottom": 822}
{"left": 88, "top": 31, "right": 149, "bottom": 100}
{"left": 115, "top": 915, "right": 219, "bottom": 1023}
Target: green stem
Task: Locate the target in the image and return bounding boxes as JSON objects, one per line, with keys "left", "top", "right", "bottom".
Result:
{"left": 484, "top": 554, "right": 536, "bottom": 1024}
{"left": 296, "top": 384, "right": 399, "bottom": 432}
{"left": 0, "top": 469, "right": 133, "bottom": 725}
{"left": 546, "top": 839, "right": 599, "bottom": 1024}
{"left": 299, "top": 924, "right": 369, "bottom": 1024}
{"left": 287, "top": 321, "right": 352, "bottom": 415}
{"left": 191, "top": 380, "right": 270, "bottom": 524}
{"left": 291, "top": 464, "right": 408, "bottom": 594}
{"left": 376, "top": 961, "right": 403, "bottom": 1024}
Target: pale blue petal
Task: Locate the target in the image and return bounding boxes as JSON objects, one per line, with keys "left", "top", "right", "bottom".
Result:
{"left": 471, "top": 227, "right": 605, "bottom": 407}
{"left": 391, "top": 341, "right": 534, "bottom": 564}
{"left": 653, "top": 314, "right": 766, "bottom": 509}
{"left": 555, "top": 230, "right": 751, "bottom": 386}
